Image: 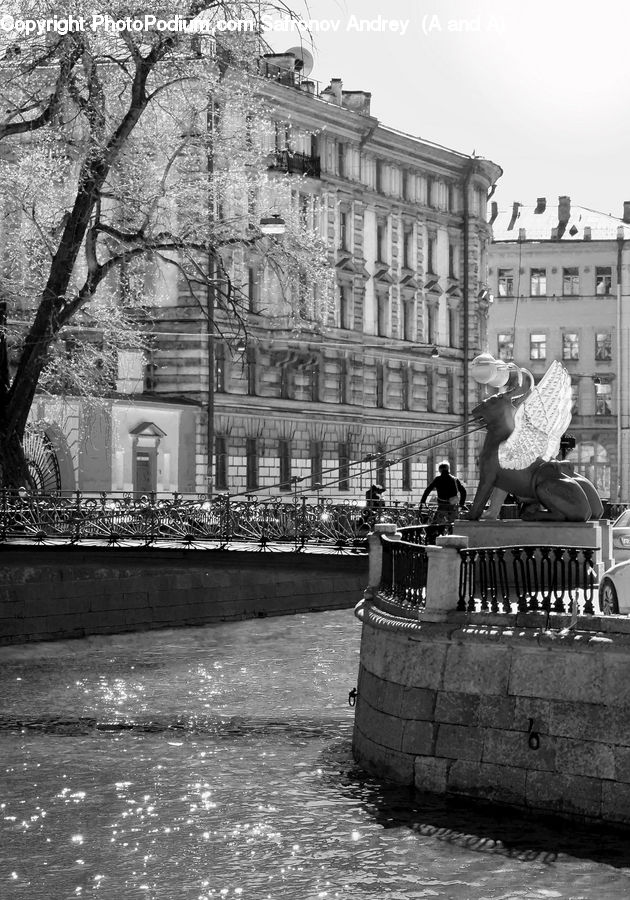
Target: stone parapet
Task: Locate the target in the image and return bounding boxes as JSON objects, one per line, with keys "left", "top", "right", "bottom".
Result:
{"left": 353, "top": 600, "right": 630, "bottom": 826}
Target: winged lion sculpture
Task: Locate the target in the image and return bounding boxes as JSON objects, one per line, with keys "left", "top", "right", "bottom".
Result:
{"left": 468, "top": 360, "right": 603, "bottom": 522}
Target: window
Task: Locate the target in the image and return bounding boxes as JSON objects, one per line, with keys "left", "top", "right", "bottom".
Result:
{"left": 562, "top": 332, "right": 579, "bottom": 360}
{"left": 280, "top": 364, "right": 291, "bottom": 400}
{"left": 376, "top": 362, "right": 384, "bottom": 408}
{"left": 248, "top": 265, "right": 260, "bottom": 313}
{"left": 563, "top": 267, "right": 579, "bottom": 296}
{"left": 426, "top": 176, "right": 433, "bottom": 207}
{"left": 530, "top": 268, "right": 547, "bottom": 296}
{"left": 215, "top": 342, "right": 226, "bottom": 392}
{"left": 497, "top": 332, "right": 514, "bottom": 361}
{"left": 337, "top": 142, "right": 345, "bottom": 177}
{"left": 402, "top": 457, "right": 412, "bottom": 492}
{"left": 403, "top": 229, "right": 414, "bottom": 269}
{"left": 338, "top": 357, "right": 348, "bottom": 405}
{"left": 427, "top": 235, "right": 436, "bottom": 274}
{"left": 338, "top": 441, "right": 350, "bottom": 491}
{"left": 279, "top": 439, "right": 291, "bottom": 490}
{"left": 497, "top": 268, "right": 514, "bottom": 297}
{"left": 340, "top": 285, "right": 353, "bottom": 330}
{"left": 215, "top": 436, "right": 228, "bottom": 490}
{"left": 402, "top": 298, "right": 415, "bottom": 341}
{"left": 595, "top": 381, "right": 613, "bottom": 416}
{"left": 246, "top": 347, "right": 257, "bottom": 396}
{"left": 376, "top": 221, "right": 387, "bottom": 262}
{"left": 596, "top": 267, "right": 612, "bottom": 295}
{"left": 377, "top": 292, "right": 390, "bottom": 337}
{"left": 339, "top": 211, "right": 349, "bottom": 250}
{"left": 530, "top": 333, "right": 546, "bottom": 360}
{"left": 310, "top": 440, "right": 323, "bottom": 489}
{"left": 375, "top": 159, "right": 383, "bottom": 192}
{"left": 595, "top": 332, "right": 612, "bottom": 361}
{"left": 448, "top": 244, "right": 456, "bottom": 278}
{"left": 402, "top": 170, "right": 410, "bottom": 201}
{"left": 448, "top": 308, "right": 458, "bottom": 349}
{"left": 376, "top": 444, "right": 387, "bottom": 489}
{"left": 426, "top": 369, "right": 434, "bottom": 413}
{"left": 401, "top": 364, "right": 410, "bottom": 411}
{"left": 571, "top": 381, "right": 579, "bottom": 414}
{"left": 310, "top": 362, "right": 320, "bottom": 402}
{"left": 245, "top": 438, "right": 258, "bottom": 491}
{"left": 427, "top": 304, "right": 437, "bottom": 344}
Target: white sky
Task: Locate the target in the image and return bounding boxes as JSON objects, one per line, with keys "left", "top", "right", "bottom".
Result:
{"left": 266, "top": 0, "right": 630, "bottom": 217}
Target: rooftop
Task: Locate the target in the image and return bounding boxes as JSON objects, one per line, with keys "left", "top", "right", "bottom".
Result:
{"left": 491, "top": 196, "right": 630, "bottom": 242}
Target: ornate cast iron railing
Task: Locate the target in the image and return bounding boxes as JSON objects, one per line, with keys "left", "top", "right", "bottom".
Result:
{"left": 0, "top": 490, "right": 429, "bottom": 552}
{"left": 379, "top": 537, "right": 428, "bottom": 608}
{"left": 458, "top": 546, "right": 597, "bottom": 616}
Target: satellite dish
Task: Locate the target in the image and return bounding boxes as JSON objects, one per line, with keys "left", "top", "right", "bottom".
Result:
{"left": 285, "top": 46, "right": 314, "bottom": 76}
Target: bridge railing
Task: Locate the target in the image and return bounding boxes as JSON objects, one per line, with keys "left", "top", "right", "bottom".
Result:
{"left": 0, "top": 490, "right": 431, "bottom": 552}
{"left": 367, "top": 528, "right": 599, "bottom": 618}
{"left": 379, "top": 536, "right": 429, "bottom": 608}
{"left": 457, "top": 546, "right": 597, "bottom": 616}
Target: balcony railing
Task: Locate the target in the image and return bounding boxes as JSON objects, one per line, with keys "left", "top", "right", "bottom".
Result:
{"left": 268, "top": 149, "right": 321, "bottom": 178}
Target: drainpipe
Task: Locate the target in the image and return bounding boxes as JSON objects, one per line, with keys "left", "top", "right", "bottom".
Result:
{"left": 617, "top": 231, "right": 624, "bottom": 501}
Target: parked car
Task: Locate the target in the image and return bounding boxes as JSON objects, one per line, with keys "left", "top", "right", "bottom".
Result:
{"left": 599, "top": 559, "right": 630, "bottom": 615}
{"left": 612, "top": 509, "right": 630, "bottom": 563}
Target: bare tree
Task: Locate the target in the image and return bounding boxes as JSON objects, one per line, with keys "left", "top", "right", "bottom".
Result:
{"left": 0, "top": 0, "right": 332, "bottom": 486}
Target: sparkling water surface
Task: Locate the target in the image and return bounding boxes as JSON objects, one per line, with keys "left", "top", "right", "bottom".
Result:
{"left": 1, "top": 609, "right": 630, "bottom": 899}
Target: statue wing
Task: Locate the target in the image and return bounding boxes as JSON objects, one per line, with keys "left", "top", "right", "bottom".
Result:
{"left": 498, "top": 361, "right": 573, "bottom": 470}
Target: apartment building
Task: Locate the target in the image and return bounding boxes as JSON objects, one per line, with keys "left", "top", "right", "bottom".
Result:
{"left": 488, "top": 196, "right": 630, "bottom": 499}
{"left": 145, "top": 55, "right": 501, "bottom": 500}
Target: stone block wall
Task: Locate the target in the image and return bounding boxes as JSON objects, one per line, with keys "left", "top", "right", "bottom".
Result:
{"left": 0, "top": 547, "right": 366, "bottom": 645}
{"left": 353, "top": 604, "right": 630, "bottom": 825}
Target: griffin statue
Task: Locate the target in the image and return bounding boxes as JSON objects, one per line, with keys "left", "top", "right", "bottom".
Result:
{"left": 468, "top": 360, "right": 603, "bottom": 522}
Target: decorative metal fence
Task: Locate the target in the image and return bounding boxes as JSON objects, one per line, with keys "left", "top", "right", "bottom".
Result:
{"left": 458, "top": 546, "right": 597, "bottom": 616}
{"left": 379, "top": 537, "right": 429, "bottom": 608}
{"left": 0, "top": 491, "right": 428, "bottom": 552}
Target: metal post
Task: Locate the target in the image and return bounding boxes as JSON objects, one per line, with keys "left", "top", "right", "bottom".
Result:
{"left": 206, "top": 98, "right": 216, "bottom": 499}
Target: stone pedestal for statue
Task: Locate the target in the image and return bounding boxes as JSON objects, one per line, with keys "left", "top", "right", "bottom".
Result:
{"left": 453, "top": 518, "right": 612, "bottom": 580}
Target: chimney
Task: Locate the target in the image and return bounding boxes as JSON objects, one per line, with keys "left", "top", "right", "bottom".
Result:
{"left": 518, "top": 227, "right": 527, "bottom": 241}
{"left": 550, "top": 227, "right": 558, "bottom": 240}
{"left": 341, "top": 90, "right": 371, "bottom": 116}
{"left": 321, "top": 78, "right": 343, "bottom": 105}
{"left": 507, "top": 201, "right": 521, "bottom": 231}
{"left": 623, "top": 201, "right": 630, "bottom": 224}
{"left": 535, "top": 197, "right": 546, "bottom": 214}
{"left": 489, "top": 201, "right": 498, "bottom": 225}
{"left": 558, "top": 195, "right": 571, "bottom": 225}
{"left": 584, "top": 226, "right": 591, "bottom": 241}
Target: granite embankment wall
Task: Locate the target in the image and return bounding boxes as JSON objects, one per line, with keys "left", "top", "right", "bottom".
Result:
{"left": 353, "top": 607, "right": 630, "bottom": 824}
{"left": 0, "top": 546, "right": 367, "bottom": 644}
{"left": 352, "top": 526, "right": 630, "bottom": 826}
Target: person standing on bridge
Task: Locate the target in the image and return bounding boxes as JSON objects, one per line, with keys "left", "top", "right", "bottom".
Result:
{"left": 420, "top": 462, "right": 467, "bottom": 524}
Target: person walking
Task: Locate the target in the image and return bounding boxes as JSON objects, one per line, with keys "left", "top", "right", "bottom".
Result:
{"left": 420, "top": 462, "right": 467, "bottom": 524}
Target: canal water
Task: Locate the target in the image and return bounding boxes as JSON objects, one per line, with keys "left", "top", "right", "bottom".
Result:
{"left": 1, "top": 609, "right": 630, "bottom": 900}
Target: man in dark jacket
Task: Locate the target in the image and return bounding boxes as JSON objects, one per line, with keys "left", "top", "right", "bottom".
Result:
{"left": 420, "top": 463, "right": 467, "bottom": 522}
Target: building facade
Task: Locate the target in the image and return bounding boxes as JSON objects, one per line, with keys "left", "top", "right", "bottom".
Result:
{"left": 487, "top": 195, "right": 630, "bottom": 500}
{"left": 17, "top": 55, "right": 501, "bottom": 500}
{"left": 145, "top": 57, "right": 501, "bottom": 501}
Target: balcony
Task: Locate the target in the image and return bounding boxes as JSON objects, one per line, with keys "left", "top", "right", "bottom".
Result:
{"left": 268, "top": 149, "right": 321, "bottom": 178}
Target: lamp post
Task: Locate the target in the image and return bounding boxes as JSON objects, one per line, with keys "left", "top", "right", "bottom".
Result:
{"left": 205, "top": 214, "right": 286, "bottom": 497}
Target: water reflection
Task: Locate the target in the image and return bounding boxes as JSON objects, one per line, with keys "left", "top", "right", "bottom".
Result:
{"left": 0, "top": 611, "right": 629, "bottom": 899}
